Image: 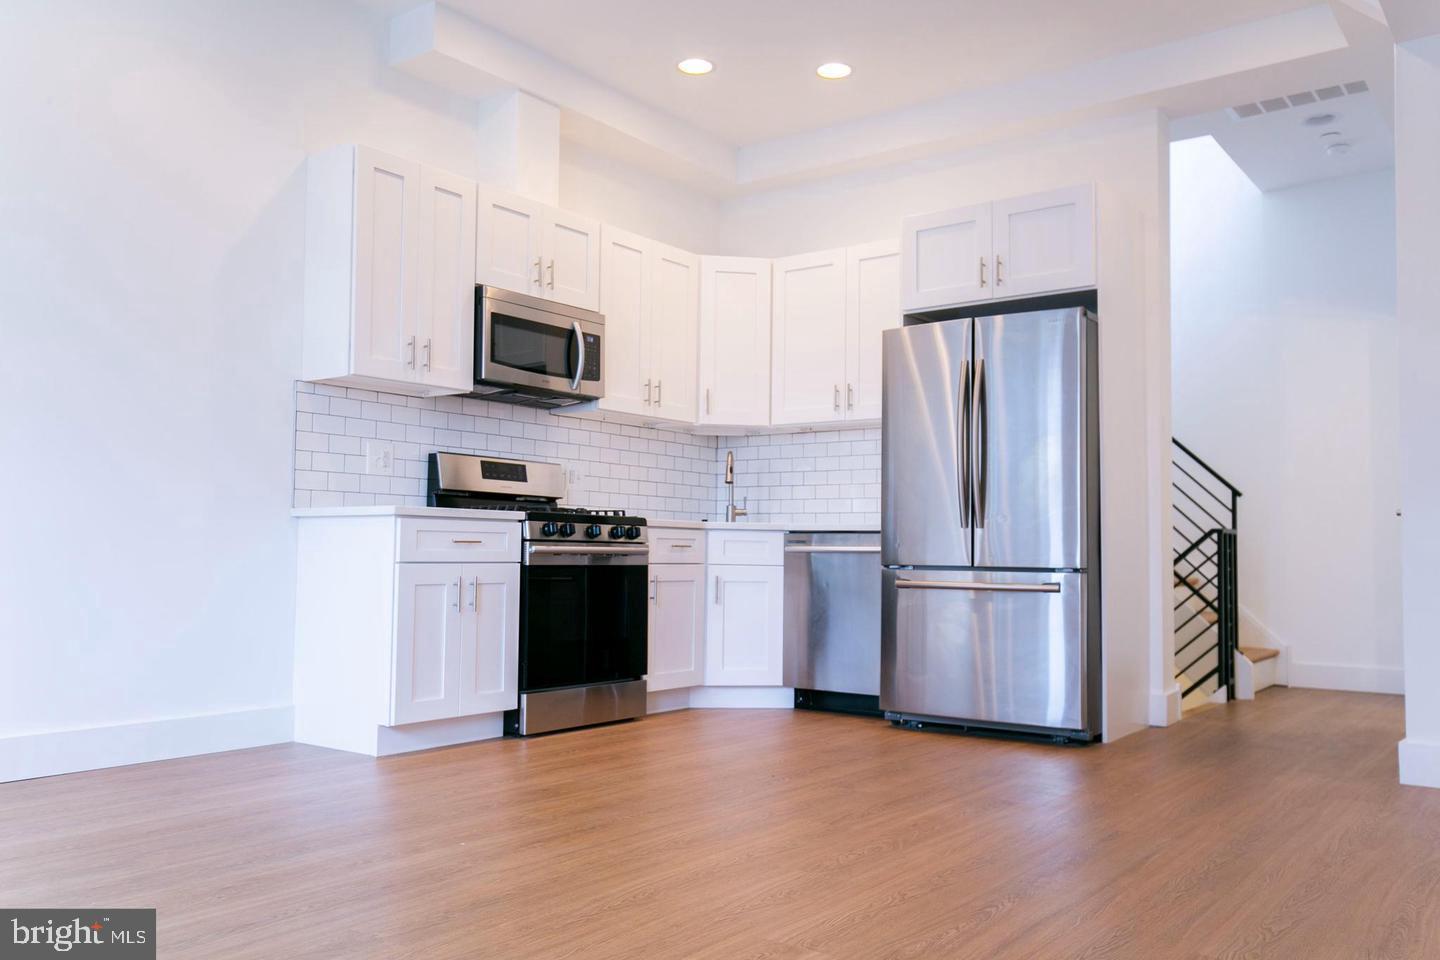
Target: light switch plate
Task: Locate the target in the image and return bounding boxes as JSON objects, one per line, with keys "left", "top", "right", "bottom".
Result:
{"left": 364, "top": 439, "right": 394, "bottom": 477}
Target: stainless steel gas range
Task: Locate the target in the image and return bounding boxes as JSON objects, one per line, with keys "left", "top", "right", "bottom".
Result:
{"left": 428, "top": 452, "right": 648, "bottom": 736}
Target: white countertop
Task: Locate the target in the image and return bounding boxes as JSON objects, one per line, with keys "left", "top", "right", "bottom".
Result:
{"left": 291, "top": 506, "right": 876, "bottom": 533}
{"left": 291, "top": 505, "right": 527, "bottom": 521}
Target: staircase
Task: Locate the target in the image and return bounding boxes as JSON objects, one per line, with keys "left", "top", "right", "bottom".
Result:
{"left": 1171, "top": 439, "right": 1275, "bottom": 710}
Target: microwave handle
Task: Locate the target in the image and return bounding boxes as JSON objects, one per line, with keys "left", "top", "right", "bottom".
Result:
{"left": 569, "top": 321, "right": 585, "bottom": 391}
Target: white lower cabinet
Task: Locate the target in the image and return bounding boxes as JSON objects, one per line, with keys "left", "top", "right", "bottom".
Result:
{"left": 647, "top": 564, "right": 706, "bottom": 691}
{"left": 392, "top": 561, "right": 520, "bottom": 724}
{"left": 704, "top": 563, "right": 784, "bottom": 686}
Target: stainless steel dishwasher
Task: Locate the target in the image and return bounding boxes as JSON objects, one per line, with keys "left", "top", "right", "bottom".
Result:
{"left": 783, "top": 531, "right": 883, "bottom": 715}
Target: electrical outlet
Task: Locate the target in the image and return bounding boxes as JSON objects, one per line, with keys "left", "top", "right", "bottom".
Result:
{"left": 566, "top": 465, "right": 583, "bottom": 489}
{"left": 364, "top": 439, "right": 394, "bottom": 477}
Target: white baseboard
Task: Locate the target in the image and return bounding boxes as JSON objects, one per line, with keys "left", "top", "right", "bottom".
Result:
{"left": 1148, "top": 684, "right": 1182, "bottom": 726}
{"left": 373, "top": 713, "right": 503, "bottom": 757}
{"left": 1399, "top": 738, "right": 1440, "bottom": 788}
{"left": 646, "top": 688, "right": 693, "bottom": 714}
{"left": 0, "top": 706, "right": 294, "bottom": 783}
{"left": 687, "top": 687, "right": 794, "bottom": 709}
{"left": 1288, "top": 660, "right": 1404, "bottom": 695}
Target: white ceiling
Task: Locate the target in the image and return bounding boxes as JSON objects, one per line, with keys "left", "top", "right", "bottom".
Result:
{"left": 365, "top": 0, "right": 1325, "bottom": 146}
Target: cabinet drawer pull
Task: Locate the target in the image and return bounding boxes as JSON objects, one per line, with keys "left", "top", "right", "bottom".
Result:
{"left": 450, "top": 538, "right": 489, "bottom": 544}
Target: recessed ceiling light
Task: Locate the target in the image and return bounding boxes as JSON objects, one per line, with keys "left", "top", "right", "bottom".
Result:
{"left": 677, "top": 58, "right": 714, "bottom": 76}
{"left": 816, "top": 62, "right": 852, "bottom": 80}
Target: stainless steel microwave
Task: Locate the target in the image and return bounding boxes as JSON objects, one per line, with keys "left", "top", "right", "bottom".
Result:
{"left": 471, "top": 286, "right": 604, "bottom": 407}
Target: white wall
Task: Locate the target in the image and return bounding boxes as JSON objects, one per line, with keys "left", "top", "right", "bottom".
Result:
{"left": 1170, "top": 137, "right": 1401, "bottom": 694}
{"left": 1394, "top": 35, "right": 1440, "bottom": 788}
{"left": 716, "top": 113, "right": 1175, "bottom": 739}
{"left": 560, "top": 143, "right": 722, "bottom": 254}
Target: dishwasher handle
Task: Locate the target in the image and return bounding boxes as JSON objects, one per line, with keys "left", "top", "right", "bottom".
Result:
{"left": 784, "top": 545, "right": 881, "bottom": 554}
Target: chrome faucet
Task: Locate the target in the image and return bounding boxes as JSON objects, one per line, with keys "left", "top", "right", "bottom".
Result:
{"left": 724, "top": 450, "right": 748, "bottom": 522}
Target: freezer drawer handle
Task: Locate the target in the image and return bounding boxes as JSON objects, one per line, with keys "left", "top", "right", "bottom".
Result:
{"left": 895, "top": 579, "right": 1061, "bottom": 593}
{"left": 784, "top": 546, "right": 881, "bottom": 554}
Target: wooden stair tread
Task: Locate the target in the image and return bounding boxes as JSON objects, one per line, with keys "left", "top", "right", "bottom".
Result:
{"left": 1241, "top": 646, "right": 1279, "bottom": 663}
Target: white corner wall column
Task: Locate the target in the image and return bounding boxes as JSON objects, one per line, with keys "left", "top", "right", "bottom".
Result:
{"left": 1395, "top": 34, "right": 1440, "bottom": 788}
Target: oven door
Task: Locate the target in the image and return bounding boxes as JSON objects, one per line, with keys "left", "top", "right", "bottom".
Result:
{"left": 476, "top": 287, "right": 604, "bottom": 400}
{"left": 520, "top": 549, "right": 648, "bottom": 692}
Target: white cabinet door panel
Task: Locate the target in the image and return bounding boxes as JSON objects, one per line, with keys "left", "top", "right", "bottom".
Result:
{"left": 771, "top": 249, "right": 847, "bottom": 426}
{"left": 392, "top": 563, "right": 463, "bottom": 724}
{"left": 992, "top": 185, "right": 1095, "bottom": 298}
{"left": 458, "top": 563, "right": 520, "bottom": 715}
{"left": 901, "top": 202, "right": 992, "bottom": 311}
{"left": 700, "top": 257, "right": 771, "bottom": 427}
{"left": 599, "top": 226, "right": 651, "bottom": 416}
{"left": 651, "top": 242, "right": 699, "bottom": 422}
{"left": 846, "top": 239, "right": 901, "bottom": 421}
{"left": 545, "top": 212, "right": 601, "bottom": 311}
{"left": 416, "top": 166, "right": 476, "bottom": 392}
{"left": 353, "top": 148, "right": 421, "bottom": 383}
{"left": 705, "top": 565, "right": 783, "bottom": 686}
{"left": 648, "top": 564, "right": 705, "bottom": 692}
{"left": 477, "top": 188, "right": 542, "bottom": 296}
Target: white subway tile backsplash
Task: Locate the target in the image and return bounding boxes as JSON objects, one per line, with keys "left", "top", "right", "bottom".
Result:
{"left": 291, "top": 383, "right": 881, "bottom": 525}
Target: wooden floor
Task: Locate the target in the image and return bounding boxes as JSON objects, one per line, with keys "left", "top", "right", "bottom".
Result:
{"left": 3, "top": 688, "right": 1439, "bottom": 959}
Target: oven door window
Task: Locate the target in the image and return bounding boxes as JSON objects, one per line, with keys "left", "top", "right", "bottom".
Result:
{"left": 489, "top": 311, "right": 576, "bottom": 382}
{"left": 522, "top": 564, "right": 647, "bottom": 691}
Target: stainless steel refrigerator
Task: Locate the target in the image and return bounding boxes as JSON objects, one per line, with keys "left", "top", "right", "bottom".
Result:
{"left": 880, "top": 307, "right": 1101, "bottom": 741}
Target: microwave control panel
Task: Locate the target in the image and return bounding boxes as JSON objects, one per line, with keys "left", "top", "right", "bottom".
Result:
{"left": 582, "top": 334, "right": 601, "bottom": 382}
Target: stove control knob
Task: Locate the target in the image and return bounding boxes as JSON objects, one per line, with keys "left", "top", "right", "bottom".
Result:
{"left": 625, "top": 526, "right": 641, "bottom": 540}
{"left": 541, "top": 521, "right": 559, "bottom": 537}
{"left": 608, "top": 525, "right": 626, "bottom": 540}
{"left": 558, "top": 522, "right": 576, "bottom": 538}
{"left": 585, "top": 523, "right": 602, "bottom": 539}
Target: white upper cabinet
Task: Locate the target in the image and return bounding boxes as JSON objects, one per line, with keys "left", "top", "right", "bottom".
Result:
{"left": 991, "top": 185, "right": 1095, "bottom": 298}
{"left": 598, "top": 226, "right": 651, "bottom": 416}
{"left": 651, "top": 242, "right": 700, "bottom": 422}
{"left": 415, "top": 166, "right": 477, "bottom": 393}
{"left": 477, "top": 186, "right": 600, "bottom": 311}
{"left": 771, "top": 248, "right": 848, "bottom": 426}
{"left": 476, "top": 188, "right": 542, "bottom": 296}
{"left": 902, "top": 201, "right": 992, "bottom": 311}
{"left": 846, "top": 239, "right": 901, "bottom": 421}
{"left": 542, "top": 209, "right": 601, "bottom": 311}
{"left": 303, "top": 145, "right": 475, "bottom": 397}
{"left": 699, "top": 257, "right": 772, "bottom": 428}
{"left": 901, "top": 185, "right": 1096, "bottom": 312}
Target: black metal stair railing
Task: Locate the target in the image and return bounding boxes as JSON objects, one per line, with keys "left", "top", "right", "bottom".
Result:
{"left": 1172, "top": 439, "right": 1241, "bottom": 701}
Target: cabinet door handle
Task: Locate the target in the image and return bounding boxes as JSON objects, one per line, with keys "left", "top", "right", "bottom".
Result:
{"left": 644, "top": 379, "right": 652, "bottom": 405}
{"left": 705, "top": 387, "right": 712, "bottom": 415}
{"left": 714, "top": 575, "right": 722, "bottom": 605}
{"left": 650, "top": 577, "right": 657, "bottom": 602}
{"left": 833, "top": 384, "right": 840, "bottom": 411}
{"left": 452, "top": 577, "right": 462, "bottom": 611}
{"left": 979, "top": 256, "right": 988, "bottom": 287}
{"left": 847, "top": 383, "right": 855, "bottom": 410}
{"left": 406, "top": 336, "right": 417, "bottom": 369}
{"left": 533, "top": 257, "right": 542, "bottom": 286}
{"left": 995, "top": 255, "right": 1004, "bottom": 285}
{"left": 422, "top": 338, "right": 432, "bottom": 372}
{"left": 655, "top": 380, "right": 662, "bottom": 405}
{"left": 547, "top": 259, "right": 555, "bottom": 289}
{"left": 468, "top": 577, "right": 478, "bottom": 610}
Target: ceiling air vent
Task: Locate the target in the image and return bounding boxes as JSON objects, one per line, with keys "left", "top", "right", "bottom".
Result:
{"left": 1228, "top": 80, "right": 1369, "bottom": 121}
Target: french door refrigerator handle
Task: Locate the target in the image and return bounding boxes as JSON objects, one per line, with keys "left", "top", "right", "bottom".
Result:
{"left": 895, "top": 579, "right": 1060, "bottom": 593}
{"left": 958, "top": 358, "right": 972, "bottom": 529}
{"left": 973, "top": 356, "right": 988, "bottom": 529}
